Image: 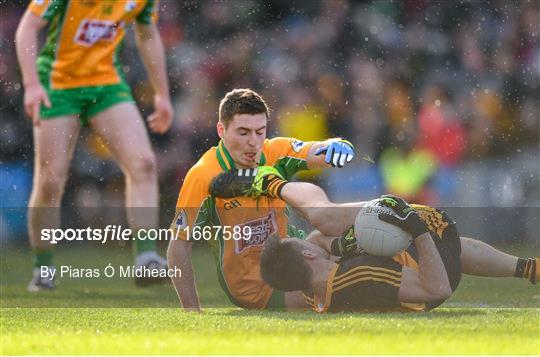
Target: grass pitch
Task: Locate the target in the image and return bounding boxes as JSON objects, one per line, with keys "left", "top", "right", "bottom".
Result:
{"left": 1, "top": 244, "right": 539, "bottom": 355}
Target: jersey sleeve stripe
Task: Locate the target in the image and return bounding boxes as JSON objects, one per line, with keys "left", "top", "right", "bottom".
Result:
{"left": 333, "top": 270, "right": 401, "bottom": 290}
{"left": 316, "top": 264, "right": 339, "bottom": 313}
{"left": 28, "top": 0, "right": 54, "bottom": 19}
{"left": 42, "top": 0, "right": 60, "bottom": 20}
{"left": 334, "top": 265, "right": 401, "bottom": 283}
{"left": 135, "top": 0, "right": 158, "bottom": 24}
{"left": 333, "top": 276, "right": 401, "bottom": 293}
{"left": 393, "top": 251, "right": 419, "bottom": 270}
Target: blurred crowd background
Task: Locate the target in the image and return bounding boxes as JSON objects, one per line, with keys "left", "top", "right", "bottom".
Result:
{"left": 1, "top": 1, "right": 539, "bottom": 241}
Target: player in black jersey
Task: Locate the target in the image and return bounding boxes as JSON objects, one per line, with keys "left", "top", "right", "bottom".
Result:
{"left": 211, "top": 167, "right": 539, "bottom": 286}
{"left": 260, "top": 196, "right": 455, "bottom": 312}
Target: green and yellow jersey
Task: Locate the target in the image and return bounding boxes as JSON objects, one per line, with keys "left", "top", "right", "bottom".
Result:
{"left": 28, "top": 0, "right": 158, "bottom": 89}
{"left": 172, "top": 138, "right": 313, "bottom": 309}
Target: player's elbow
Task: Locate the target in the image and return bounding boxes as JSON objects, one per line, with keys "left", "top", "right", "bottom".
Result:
{"left": 427, "top": 283, "right": 452, "bottom": 302}
{"left": 439, "top": 283, "right": 453, "bottom": 301}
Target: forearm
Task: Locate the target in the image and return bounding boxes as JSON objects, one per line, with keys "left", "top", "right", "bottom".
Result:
{"left": 135, "top": 24, "right": 169, "bottom": 97}
{"left": 306, "top": 140, "right": 332, "bottom": 169}
{"left": 414, "top": 233, "right": 451, "bottom": 299}
{"left": 167, "top": 239, "right": 200, "bottom": 310}
{"left": 281, "top": 182, "right": 365, "bottom": 236}
{"left": 15, "top": 14, "right": 42, "bottom": 87}
{"left": 306, "top": 138, "right": 354, "bottom": 169}
{"left": 306, "top": 230, "right": 334, "bottom": 254}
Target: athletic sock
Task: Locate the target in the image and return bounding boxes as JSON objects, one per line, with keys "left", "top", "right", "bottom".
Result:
{"left": 134, "top": 230, "right": 157, "bottom": 256}
{"left": 514, "top": 258, "right": 537, "bottom": 284}
{"left": 33, "top": 248, "right": 54, "bottom": 268}
{"left": 262, "top": 175, "right": 287, "bottom": 199}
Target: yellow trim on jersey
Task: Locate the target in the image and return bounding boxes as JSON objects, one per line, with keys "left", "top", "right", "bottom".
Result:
{"left": 216, "top": 140, "right": 234, "bottom": 170}
{"left": 313, "top": 264, "right": 339, "bottom": 313}
{"left": 303, "top": 294, "right": 317, "bottom": 311}
{"left": 333, "top": 270, "right": 401, "bottom": 291}
{"left": 411, "top": 204, "right": 449, "bottom": 237}
{"left": 334, "top": 276, "right": 401, "bottom": 293}
{"left": 393, "top": 251, "right": 419, "bottom": 271}
{"left": 334, "top": 265, "right": 402, "bottom": 282}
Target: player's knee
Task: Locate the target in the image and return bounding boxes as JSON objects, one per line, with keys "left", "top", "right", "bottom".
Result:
{"left": 34, "top": 169, "right": 67, "bottom": 202}
{"left": 129, "top": 153, "right": 157, "bottom": 181}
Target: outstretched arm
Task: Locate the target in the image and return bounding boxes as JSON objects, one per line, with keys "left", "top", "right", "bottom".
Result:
{"left": 280, "top": 182, "right": 367, "bottom": 236}
{"left": 306, "top": 139, "right": 355, "bottom": 169}
{"left": 209, "top": 168, "right": 366, "bottom": 236}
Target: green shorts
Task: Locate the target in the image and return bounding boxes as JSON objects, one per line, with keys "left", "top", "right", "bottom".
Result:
{"left": 39, "top": 77, "right": 135, "bottom": 127}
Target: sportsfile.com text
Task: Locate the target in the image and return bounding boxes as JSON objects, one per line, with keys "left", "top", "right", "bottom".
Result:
{"left": 40, "top": 225, "right": 253, "bottom": 244}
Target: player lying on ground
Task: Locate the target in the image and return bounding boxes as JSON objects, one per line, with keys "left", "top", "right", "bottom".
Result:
{"left": 260, "top": 197, "right": 456, "bottom": 312}
{"left": 210, "top": 167, "right": 539, "bottom": 286}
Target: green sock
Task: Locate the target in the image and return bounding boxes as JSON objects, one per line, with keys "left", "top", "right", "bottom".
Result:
{"left": 134, "top": 230, "right": 156, "bottom": 255}
{"left": 33, "top": 248, "right": 54, "bottom": 268}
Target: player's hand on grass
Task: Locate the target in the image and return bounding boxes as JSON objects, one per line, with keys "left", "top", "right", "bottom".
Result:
{"left": 315, "top": 139, "right": 354, "bottom": 168}
{"left": 378, "top": 194, "right": 429, "bottom": 240}
{"left": 24, "top": 82, "right": 51, "bottom": 126}
{"left": 148, "top": 94, "right": 173, "bottom": 134}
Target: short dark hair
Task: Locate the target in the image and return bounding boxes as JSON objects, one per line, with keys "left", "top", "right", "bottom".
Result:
{"left": 260, "top": 236, "right": 312, "bottom": 292}
{"left": 218, "top": 88, "right": 270, "bottom": 126}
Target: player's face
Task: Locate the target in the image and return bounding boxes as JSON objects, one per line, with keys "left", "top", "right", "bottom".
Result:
{"left": 218, "top": 113, "right": 267, "bottom": 169}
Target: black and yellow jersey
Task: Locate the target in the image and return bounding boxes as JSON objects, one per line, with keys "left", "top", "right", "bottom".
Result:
{"left": 305, "top": 205, "right": 462, "bottom": 313}
{"left": 303, "top": 253, "right": 417, "bottom": 313}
